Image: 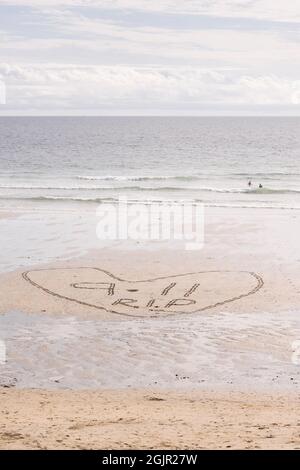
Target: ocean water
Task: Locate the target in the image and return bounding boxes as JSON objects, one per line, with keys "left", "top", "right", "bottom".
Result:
{"left": 0, "top": 116, "right": 300, "bottom": 211}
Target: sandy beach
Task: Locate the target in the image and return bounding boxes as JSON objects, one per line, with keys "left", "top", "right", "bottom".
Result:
{"left": 1, "top": 0, "right": 300, "bottom": 452}
{"left": 1, "top": 204, "right": 300, "bottom": 449}
{"left": 2, "top": 205, "right": 300, "bottom": 317}
{"left": 1, "top": 389, "right": 300, "bottom": 450}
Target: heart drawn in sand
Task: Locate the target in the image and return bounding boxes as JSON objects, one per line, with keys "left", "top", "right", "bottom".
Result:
{"left": 22, "top": 268, "right": 263, "bottom": 317}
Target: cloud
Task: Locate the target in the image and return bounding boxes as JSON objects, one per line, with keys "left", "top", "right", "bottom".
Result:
{"left": 1, "top": 0, "right": 300, "bottom": 22}
{"left": 1, "top": 7, "right": 299, "bottom": 71}
{"left": 1, "top": 64, "right": 299, "bottom": 112}
{"left": 0, "top": 2, "right": 299, "bottom": 113}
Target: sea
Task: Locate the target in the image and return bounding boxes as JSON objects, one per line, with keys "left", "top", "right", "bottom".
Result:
{"left": 0, "top": 116, "right": 300, "bottom": 211}
{"left": 1, "top": 116, "right": 300, "bottom": 273}
{"left": 1, "top": 116, "right": 300, "bottom": 390}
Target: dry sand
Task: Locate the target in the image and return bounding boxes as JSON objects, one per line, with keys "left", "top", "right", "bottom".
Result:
{"left": 1, "top": 389, "right": 299, "bottom": 450}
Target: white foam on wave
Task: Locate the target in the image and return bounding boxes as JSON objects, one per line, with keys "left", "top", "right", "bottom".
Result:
{"left": 1, "top": 194, "right": 300, "bottom": 211}
{"left": 76, "top": 174, "right": 200, "bottom": 182}
{"left": 2, "top": 183, "right": 300, "bottom": 195}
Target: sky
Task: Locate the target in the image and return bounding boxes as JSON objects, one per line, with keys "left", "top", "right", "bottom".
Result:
{"left": 0, "top": 0, "right": 300, "bottom": 115}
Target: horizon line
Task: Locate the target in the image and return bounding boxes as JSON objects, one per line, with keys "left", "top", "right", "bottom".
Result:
{"left": 0, "top": 114, "right": 300, "bottom": 118}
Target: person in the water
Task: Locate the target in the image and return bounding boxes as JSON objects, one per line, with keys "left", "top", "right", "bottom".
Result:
{"left": 259, "top": 184, "right": 263, "bottom": 189}
{"left": 248, "top": 180, "right": 252, "bottom": 187}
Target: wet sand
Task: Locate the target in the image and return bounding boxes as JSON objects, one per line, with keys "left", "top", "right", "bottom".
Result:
{"left": 0, "top": 309, "right": 299, "bottom": 391}
{"left": 2, "top": 206, "right": 300, "bottom": 316}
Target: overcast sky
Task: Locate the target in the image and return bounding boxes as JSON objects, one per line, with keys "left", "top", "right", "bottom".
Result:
{"left": 0, "top": 0, "right": 300, "bottom": 115}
